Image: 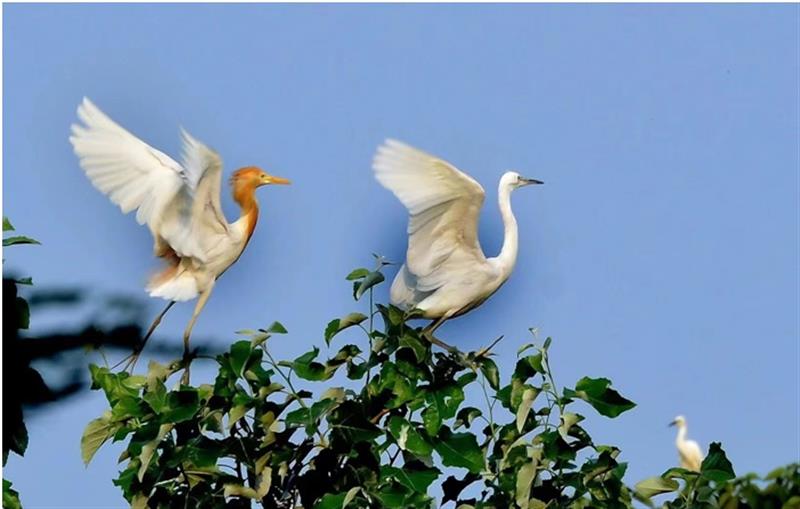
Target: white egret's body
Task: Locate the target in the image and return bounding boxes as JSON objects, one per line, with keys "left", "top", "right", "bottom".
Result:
{"left": 372, "top": 140, "right": 541, "bottom": 328}
{"left": 70, "top": 98, "right": 288, "bottom": 365}
{"left": 671, "top": 415, "right": 703, "bottom": 471}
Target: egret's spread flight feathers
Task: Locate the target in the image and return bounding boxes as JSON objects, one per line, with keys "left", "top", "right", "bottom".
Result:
{"left": 70, "top": 98, "right": 226, "bottom": 269}
{"left": 373, "top": 139, "right": 542, "bottom": 324}
{"left": 374, "top": 140, "right": 486, "bottom": 288}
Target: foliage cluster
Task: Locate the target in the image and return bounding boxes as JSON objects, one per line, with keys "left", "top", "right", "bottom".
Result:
{"left": 83, "top": 261, "right": 647, "bottom": 508}
{"left": 4, "top": 226, "right": 797, "bottom": 509}
{"left": 2, "top": 217, "right": 42, "bottom": 509}
{"left": 79, "top": 261, "right": 800, "bottom": 508}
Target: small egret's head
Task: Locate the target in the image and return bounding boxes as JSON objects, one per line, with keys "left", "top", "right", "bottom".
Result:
{"left": 231, "top": 166, "right": 291, "bottom": 188}
{"left": 669, "top": 415, "right": 687, "bottom": 428}
{"left": 502, "top": 171, "right": 543, "bottom": 190}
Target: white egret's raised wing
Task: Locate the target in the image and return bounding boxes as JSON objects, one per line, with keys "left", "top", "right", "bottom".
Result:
{"left": 70, "top": 98, "right": 184, "bottom": 223}
{"left": 373, "top": 139, "right": 486, "bottom": 289}
{"left": 70, "top": 98, "right": 226, "bottom": 262}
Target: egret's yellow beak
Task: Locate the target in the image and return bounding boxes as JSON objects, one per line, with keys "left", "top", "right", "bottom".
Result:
{"left": 265, "top": 174, "right": 291, "bottom": 185}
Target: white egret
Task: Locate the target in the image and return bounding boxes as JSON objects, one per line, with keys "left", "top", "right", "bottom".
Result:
{"left": 372, "top": 139, "right": 542, "bottom": 349}
{"left": 70, "top": 98, "right": 290, "bottom": 374}
{"left": 669, "top": 415, "right": 704, "bottom": 471}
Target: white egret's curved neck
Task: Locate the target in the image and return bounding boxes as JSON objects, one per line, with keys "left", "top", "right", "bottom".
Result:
{"left": 676, "top": 422, "right": 688, "bottom": 444}
{"left": 495, "top": 180, "right": 518, "bottom": 275}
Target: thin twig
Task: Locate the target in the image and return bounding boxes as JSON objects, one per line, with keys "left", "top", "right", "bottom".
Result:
{"left": 475, "top": 335, "right": 505, "bottom": 359}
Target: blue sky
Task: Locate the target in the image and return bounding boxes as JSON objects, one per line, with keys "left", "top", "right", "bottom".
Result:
{"left": 3, "top": 3, "right": 798, "bottom": 507}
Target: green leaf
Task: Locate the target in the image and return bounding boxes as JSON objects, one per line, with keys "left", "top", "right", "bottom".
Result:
{"left": 285, "top": 399, "right": 339, "bottom": 436}
{"left": 515, "top": 461, "right": 536, "bottom": 508}
{"left": 382, "top": 466, "right": 440, "bottom": 492}
{"left": 88, "top": 366, "right": 141, "bottom": 405}
{"left": 328, "top": 402, "right": 382, "bottom": 446}
{"left": 516, "top": 388, "right": 537, "bottom": 432}
{"left": 15, "top": 297, "right": 29, "bottom": 330}
{"left": 267, "top": 321, "right": 288, "bottom": 334}
{"left": 110, "top": 396, "right": 146, "bottom": 421}
{"left": 427, "top": 385, "right": 464, "bottom": 421}
{"left": 563, "top": 377, "right": 636, "bottom": 418}
{"left": 354, "top": 270, "right": 385, "bottom": 300}
{"left": 701, "top": 442, "right": 735, "bottom": 482}
{"left": 229, "top": 340, "right": 252, "bottom": 378}
{"left": 345, "top": 267, "right": 370, "bottom": 280}
{"left": 388, "top": 416, "right": 434, "bottom": 457}
{"left": 81, "top": 412, "right": 117, "bottom": 465}
{"left": 399, "top": 333, "right": 428, "bottom": 363}
{"left": 3, "top": 217, "right": 14, "bottom": 232}
{"left": 454, "top": 407, "right": 482, "bottom": 430}
{"left": 421, "top": 406, "right": 442, "bottom": 437}
{"left": 3, "top": 236, "right": 40, "bottom": 247}
{"left": 558, "top": 412, "right": 584, "bottom": 441}
{"left": 145, "top": 361, "right": 173, "bottom": 391}
{"left": 457, "top": 372, "right": 478, "bottom": 387}
{"left": 228, "top": 404, "right": 249, "bottom": 429}
{"left": 290, "top": 347, "right": 332, "bottom": 381}
{"left": 513, "top": 354, "right": 544, "bottom": 382}
{"left": 315, "top": 486, "right": 362, "bottom": 509}
{"left": 660, "top": 467, "right": 699, "bottom": 481}
{"left": 635, "top": 476, "right": 679, "bottom": 498}
{"left": 325, "top": 312, "right": 367, "bottom": 345}
{"left": 14, "top": 277, "right": 32, "bottom": 285}
{"left": 516, "top": 343, "right": 536, "bottom": 357}
{"left": 372, "top": 483, "right": 422, "bottom": 508}
{"left": 162, "top": 389, "right": 200, "bottom": 423}
{"left": 479, "top": 358, "right": 500, "bottom": 390}
{"left": 3, "top": 479, "right": 21, "bottom": 509}
{"left": 7, "top": 416, "right": 28, "bottom": 458}
{"left": 434, "top": 428, "right": 484, "bottom": 473}
{"left": 137, "top": 423, "right": 173, "bottom": 481}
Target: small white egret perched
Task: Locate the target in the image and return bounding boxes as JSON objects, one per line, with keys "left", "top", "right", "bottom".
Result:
{"left": 372, "top": 140, "right": 542, "bottom": 348}
{"left": 669, "top": 415, "right": 704, "bottom": 471}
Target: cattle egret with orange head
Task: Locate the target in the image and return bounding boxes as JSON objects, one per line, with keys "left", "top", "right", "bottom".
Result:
{"left": 70, "top": 98, "right": 289, "bottom": 372}
{"left": 373, "top": 140, "right": 542, "bottom": 350}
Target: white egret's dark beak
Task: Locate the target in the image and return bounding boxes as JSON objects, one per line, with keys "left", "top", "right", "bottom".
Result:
{"left": 520, "top": 177, "right": 544, "bottom": 186}
{"left": 668, "top": 420, "right": 677, "bottom": 428}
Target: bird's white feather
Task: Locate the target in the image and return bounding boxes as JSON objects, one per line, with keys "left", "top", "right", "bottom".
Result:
{"left": 373, "top": 139, "right": 487, "bottom": 289}
{"left": 70, "top": 98, "right": 229, "bottom": 265}
{"left": 678, "top": 439, "right": 704, "bottom": 471}
{"left": 373, "top": 140, "right": 527, "bottom": 319}
{"left": 146, "top": 269, "right": 199, "bottom": 302}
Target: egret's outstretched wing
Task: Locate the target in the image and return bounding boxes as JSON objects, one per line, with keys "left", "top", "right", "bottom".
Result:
{"left": 70, "top": 98, "right": 227, "bottom": 262}
{"left": 152, "top": 128, "right": 228, "bottom": 259}
{"left": 373, "top": 139, "right": 486, "bottom": 291}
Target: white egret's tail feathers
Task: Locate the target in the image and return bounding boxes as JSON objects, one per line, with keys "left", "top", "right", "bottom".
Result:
{"left": 147, "top": 269, "right": 198, "bottom": 302}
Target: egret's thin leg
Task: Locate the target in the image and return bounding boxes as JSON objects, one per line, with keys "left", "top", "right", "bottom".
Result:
{"left": 422, "top": 316, "right": 457, "bottom": 352}
{"left": 180, "top": 285, "right": 214, "bottom": 384}
{"left": 115, "top": 300, "right": 176, "bottom": 372}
